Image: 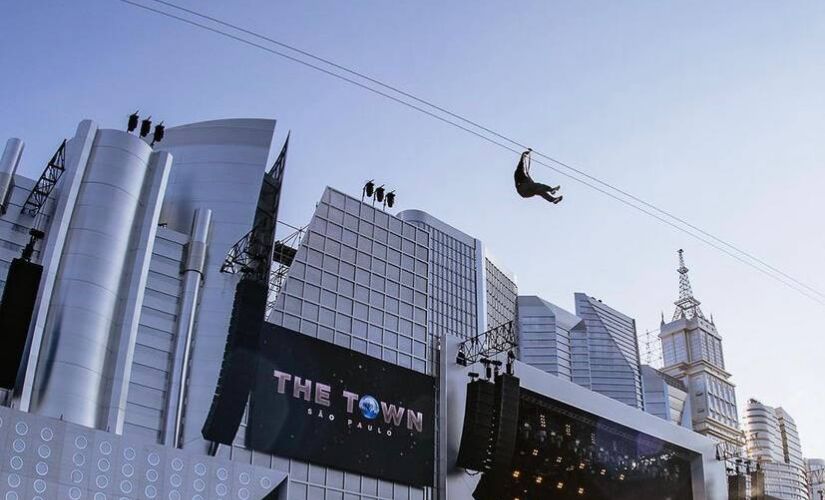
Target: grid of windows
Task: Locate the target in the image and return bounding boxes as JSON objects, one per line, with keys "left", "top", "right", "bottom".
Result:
{"left": 405, "top": 220, "right": 479, "bottom": 340}
{"left": 485, "top": 257, "right": 517, "bottom": 330}
{"left": 701, "top": 374, "right": 738, "bottom": 428}
{"left": 269, "top": 188, "right": 430, "bottom": 374}
{"left": 574, "top": 294, "right": 644, "bottom": 409}
{"left": 124, "top": 230, "right": 187, "bottom": 444}
{"left": 687, "top": 329, "right": 725, "bottom": 369}
{"left": 516, "top": 297, "right": 575, "bottom": 381}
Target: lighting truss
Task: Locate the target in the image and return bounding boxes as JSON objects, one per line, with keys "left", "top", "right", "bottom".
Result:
{"left": 21, "top": 140, "right": 67, "bottom": 216}
{"left": 266, "top": 226, "right": 306, "bottom": 317}
{"left": 458, "top": 321, "right": 517, "bottom": 365}
{"left": 220, "top": 224, "right": 266, "bottom": 277}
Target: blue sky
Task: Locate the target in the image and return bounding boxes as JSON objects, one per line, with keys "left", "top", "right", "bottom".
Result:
{"left": 3, "top": 1, "right": 825, "bottom": 457}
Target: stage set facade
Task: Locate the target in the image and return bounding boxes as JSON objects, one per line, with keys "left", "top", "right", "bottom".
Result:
{"left": 0, "top": 116, "right": 727, "bottom": 499}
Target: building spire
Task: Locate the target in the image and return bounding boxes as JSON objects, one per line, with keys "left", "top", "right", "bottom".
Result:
{"left": 672, "top": 249, "right": 705, "bottom": 321}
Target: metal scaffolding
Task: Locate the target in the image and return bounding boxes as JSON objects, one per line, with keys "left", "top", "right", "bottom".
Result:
{"left": 21, "top": 140, "right": 67, "bottom": 217}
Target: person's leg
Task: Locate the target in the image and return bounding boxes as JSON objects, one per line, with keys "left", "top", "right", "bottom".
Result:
{"left": 534, "top": 181, "right": 560, "bottom": 194}
{"left": 536, "top": 189, "right": 563, "bottom": 204}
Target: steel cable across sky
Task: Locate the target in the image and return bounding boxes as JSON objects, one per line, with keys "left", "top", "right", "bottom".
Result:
{"left": 119, "top": 0, "right": 825, "bottom": 307}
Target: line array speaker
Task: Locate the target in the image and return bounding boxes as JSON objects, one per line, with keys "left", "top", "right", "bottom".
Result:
{"left": 0, "top": 258, "right": 43, "bottom": 389}
{"left": 456, "top": 379, "right": 497, "bottom": 471}
{"left": 202, "top": 277, "right": 268, "bottom": 444}
{"left": 456, "top": 373, "right": 521, "bottom": 475}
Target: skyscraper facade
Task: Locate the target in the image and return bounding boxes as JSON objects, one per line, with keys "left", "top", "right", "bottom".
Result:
{"left": 397, "top": 209, "right": 485, "bottom": 341}
{"left": 658, "top": 250, "right": 742, "bottom": 448}
{"left": 574, "top": 293, "right": 644, "bottom": 409}
{"left": 484, "top": 253, "right": 517, "bottom": 330}
{"left": 744, "top": 399, "right": 809, "bottom": 500}
{"left": 515, "top": 295, "right": 579, "bottom": 380}
{"left": 515, "top": 294, "right": 643, "bottom": 410}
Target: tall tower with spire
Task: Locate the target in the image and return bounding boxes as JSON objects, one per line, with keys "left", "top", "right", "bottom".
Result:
{"left": 659, "top": 249, "right": 743, "bottom": 450}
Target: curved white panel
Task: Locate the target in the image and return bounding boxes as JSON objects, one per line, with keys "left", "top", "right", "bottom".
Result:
{"left": 158, "top": 118, "right": 277, "bottom": 451}
{"left": 29, "top": 129, "right": 167, "bottom": 429}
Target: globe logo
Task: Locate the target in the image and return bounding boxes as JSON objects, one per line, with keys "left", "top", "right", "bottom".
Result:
{"left": 358, "top": 395, "right": 380, "bottom": 420}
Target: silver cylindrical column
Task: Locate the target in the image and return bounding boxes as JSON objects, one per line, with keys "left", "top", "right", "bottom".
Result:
{"left": 0, "top": 138, "right": 24, "bottom": 214}
{"left": 29, "top": 129, "right": 158, "bottom": 428}
{"left": 165, "top": 208, "right": 211, "bottom": 447}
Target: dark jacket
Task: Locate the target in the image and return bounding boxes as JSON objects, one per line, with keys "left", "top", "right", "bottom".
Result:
{"left": 514, "top": 156, "right": 530, "bottom": 187}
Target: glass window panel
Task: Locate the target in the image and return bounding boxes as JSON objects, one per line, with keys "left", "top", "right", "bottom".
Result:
{"left": 355, "top": 285, "right": 370, "bottom": 302}
{"left": 321, "top": 290, "right": 336, "bottom": 308}
{"left": 304, "top": 283, "right": 321, "bottom": 303}
{"left": 319, "top": 307, "right": 335, "bottom": 326}
{"left": 337, "top": 279, "right": 355, "bottom": 297}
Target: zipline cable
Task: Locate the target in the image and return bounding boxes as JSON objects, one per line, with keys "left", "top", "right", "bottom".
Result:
{"left": 140, "top": 0, "right": 825, "bottom": 302}
{"left": 117, "top": 0, "right": 825, "bottom": 306}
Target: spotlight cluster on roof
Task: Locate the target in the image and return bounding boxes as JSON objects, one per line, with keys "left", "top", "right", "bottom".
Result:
{"left": 362, "top": 180, "right": 396, "bottom": 209}
{"left": 127, "top": 111, "right": 165, "bottom": 146}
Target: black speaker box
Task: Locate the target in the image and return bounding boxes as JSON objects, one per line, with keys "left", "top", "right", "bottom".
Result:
{"left": 456, "top": 379, "right": 497, "bottom": 470}
{"left": 0, "top": 258, "right": 43, "bottom": 389}
{"left": 202, "top": 277, "right": 268, "bottom": 444}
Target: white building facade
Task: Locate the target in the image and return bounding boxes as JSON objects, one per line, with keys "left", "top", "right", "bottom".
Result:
{"left": 744, "top": 399, "right": 809, "bottom": 500}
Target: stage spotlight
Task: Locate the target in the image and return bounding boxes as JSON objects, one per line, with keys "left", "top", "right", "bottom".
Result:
{"left": 386, "top": 191, "right": 395, "bottom": 207}
{"left": 535, "top": 476, "right": 542, "bottom": 484}
{"left": 577, "top": 487, "right": 585, "bottom": 495}
{"left": 152, "top": 122, "right": 165, "bottom": 146}
{"left": 364, "top": 180, "right": 375, "bottom": 198}
{"left": 128, "top": 111, "right": 139, "bottom": 132}
{"left": 556, "top": 482, "right": 564, "bottom": 489}
{"left": 375, "top": 186, "right": 385, "bottom": 202}
{"left": 512, "top": 470, "right": 520, "bottom": 478}
{"left": 140, "top": 117, "right": 152, "bottom": 137}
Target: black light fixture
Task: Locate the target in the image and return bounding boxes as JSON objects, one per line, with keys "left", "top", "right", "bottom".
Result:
{"left": 480, "top": 358, "right": 493, "bottom": 379}
{"left": 363, "top": 180, "right": 375, "bottom": 199}
{"left": 375, "top": 185, "right": 385, "bottom": 203}
{"left": 127, "top": 111, "right": 139, "bottom": 133}
{"left": 140, "top": 117, "right": 152, "bottom": 137}
{"left": 20, "top": 228, "right": 45, "bottom": 262}
{"left": 385, "top": 191, "right": 395, "bottom": 208}
{"left": 151, "top": 122, "right": 165, "bottom": 146}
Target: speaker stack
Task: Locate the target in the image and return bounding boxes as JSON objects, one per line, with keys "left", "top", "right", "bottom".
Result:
{"left": 0, "top": 258, "right": 43, "bottom": 389}
{"left": 202, "top": 277, "right": 268, "bottom": 444}
{"left": 456, "top": 373, "right": 521, "bottom": 500}
{"left": 456, "top": 379, "right": 497, "bottom": 471}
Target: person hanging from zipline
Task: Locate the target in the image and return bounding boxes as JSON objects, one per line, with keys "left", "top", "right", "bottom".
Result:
{"left": 514, "top": 149, "right": 563, "bottom": 204}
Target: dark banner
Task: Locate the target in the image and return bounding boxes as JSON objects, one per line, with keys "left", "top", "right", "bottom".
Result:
{"left": 247, "top": 324, "right": 435, "bottom": 486}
